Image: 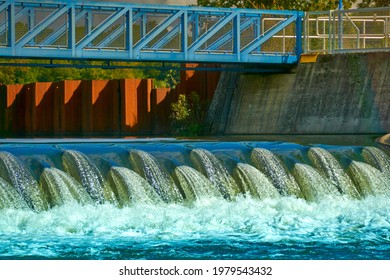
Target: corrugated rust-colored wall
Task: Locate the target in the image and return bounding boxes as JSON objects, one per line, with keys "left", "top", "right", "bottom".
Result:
{"left": 119, "top": 78, "right": 156, "bottom": 135}
{"left": 0, "top": 79, "right": 156, "bottom": 136}
{"left": 0, "top": 84, "right": 25, "bottom": 135}
{"left": 25, "top": 82, "right": 57, "bottom": 135}
{"left": 60, "top": 80, "right": 83, "bottom": 134}
{"left": 180, "top": 63, "right": 220, "bottom": 102}
{"left": 151, "top": 87, "right": 176, "bottom": 135}
{"left": 0, "top": 65, "right": 220, "bottom": 137}
{"left": 82, "top": 79, "right": 121, "bottom": 135}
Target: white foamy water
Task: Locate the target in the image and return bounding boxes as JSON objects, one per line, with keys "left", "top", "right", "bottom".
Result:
{"left": 0, "top": 196, "right": 389, "bottom": 242}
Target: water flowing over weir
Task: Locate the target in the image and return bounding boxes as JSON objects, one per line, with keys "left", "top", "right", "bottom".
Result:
{"left": 0, "top": 140, "right": 390, "bottom": 260}
{"left": 0, "top": 141, "right": 389, "bottom": 209}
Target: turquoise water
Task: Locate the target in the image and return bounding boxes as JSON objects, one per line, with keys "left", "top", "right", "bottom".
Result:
{"left": 0, "top": 140, "right": 389, "bottom": 260}
{"left": 0, "top": 196, "right": 389, "bottom": 259}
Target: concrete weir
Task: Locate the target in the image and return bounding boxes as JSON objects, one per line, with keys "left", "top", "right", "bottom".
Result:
{"left": 207, "top": 52, "right": 390, "bottom": 135}
{"left": 379, "top": 134, "right": 390, "bottom": 148}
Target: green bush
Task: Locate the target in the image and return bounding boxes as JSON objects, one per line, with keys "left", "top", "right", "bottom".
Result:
{"left": 170, "top": 91, "right": 206, "bottom": 136}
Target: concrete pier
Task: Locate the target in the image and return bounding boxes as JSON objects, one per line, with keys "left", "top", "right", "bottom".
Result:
{"left": 379, "top": 134, "right": 390, "bottom": 148}
{"left": 208, "top": 52, "right": 390, "bottom": 135}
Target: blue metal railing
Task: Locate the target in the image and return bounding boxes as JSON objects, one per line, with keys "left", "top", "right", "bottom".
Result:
{"left": 0, "top": 0, "right": 304, "bottom": 65}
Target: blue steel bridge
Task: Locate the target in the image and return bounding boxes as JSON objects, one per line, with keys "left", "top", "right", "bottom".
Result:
{"left": 0, "top": 0, "right": 304, "bottom": 67}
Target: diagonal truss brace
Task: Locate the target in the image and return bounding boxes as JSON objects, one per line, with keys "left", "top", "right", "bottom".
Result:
{"left": 16, "top": 5, "right": 69, "bottom": 47}
{"left": 150, "top": 13, "right": 196, "bottom": 51}
{"left": 188, "top": 11, "right": 238, "bottom": 53}
{"left": 76, "top": 7, "right": 129, "bottom": 50}
{"left": 205, "top": 16, "right": 259, "bottom": 52}
{"left": 0, "top": 6, "right": 31, "bottom": 36}
{"left": 241, "top": 15, "right": 297, "bottom": 55}
{"left": 133, "top": 10, "right": 184, "bottom": 52}
{"left": 39, "top": 9, "right": 88, "bottom": 46}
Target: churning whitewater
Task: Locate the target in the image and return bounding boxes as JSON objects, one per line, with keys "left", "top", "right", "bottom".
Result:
{"left": 0, "top": 140, "right": 389, "bottom": 259}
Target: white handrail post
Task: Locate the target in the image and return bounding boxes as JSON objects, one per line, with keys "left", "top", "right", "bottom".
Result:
{"left": 338, "top": 1, "right": 343, "bottom": 50}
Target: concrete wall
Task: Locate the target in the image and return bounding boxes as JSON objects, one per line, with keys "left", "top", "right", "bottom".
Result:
{"left": 208, "top": 52, "right": 390, "bottom": 135}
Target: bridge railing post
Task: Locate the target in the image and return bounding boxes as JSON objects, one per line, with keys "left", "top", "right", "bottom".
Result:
{"left": 126, "top": 7, "right": 133, "bottom": 58}
{"left": 8, "top": 2, "right": 15, "bottom": 52}
{"left": 296, "top": 12, "right": 304, "bottom": 59}
{"left": 181, "top": 10, "right": 188, "bottom": 60}
{"left": 233, "top": 12, "right": 240, "bottom": 61}
{"left": 68, "top": 5, "right": 76, "bottom": 56}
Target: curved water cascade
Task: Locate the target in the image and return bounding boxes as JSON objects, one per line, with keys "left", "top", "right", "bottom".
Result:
{"left": 0, "top": 151, "right": 48, "bottom": 211}
{"left": 129, "top": 149, "right": 183, "bottom": 203}
{"left": 292, "top": 163, "right": 340, "bottom": 202}
{"left": 39, "top": 167, "right": 93, "bottom": 207}
{"left": 347, "top": 161, "right": 390, "bottom": 197}
{"left": 172, "top": 165, "right": 223, "bottom": 201}
{"left": 62, "top": 150, "right": 116, "bottom": 204}
{"left": 308, "top": 147, "right": 360, "bottom": 199}
{"left": 190, "top": 148, "right": 241, "bottom": 200}
{"left": 0, "top": 177, "right": 28, "bottom": 209}
{"left": 107, "top": 167, "right": 162, "bottom": 206}
{"left": 0, "top": 140, "right": 389, "bottom": 260}
{"left": 233, "top": 163, "right": 280, "bottom": 199}
{"left": 0, "top": 142, "right": 388, "bottom": 209}
{"left": 250, "top": 148, "right": 303, "bottom": 198}
{"left": 362, "top": 146, "right": 390, "bottom": 173}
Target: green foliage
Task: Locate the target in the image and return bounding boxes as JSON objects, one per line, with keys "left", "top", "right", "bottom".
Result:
{"left": 170, "top": 92, "right": 206, "bottom": 136}
{"left": 197, "top": 0, "right": 357, "bottom": 11}
{"left": 358, "top": 0, "right": 390, "bottom": 7}
{"left": 0, "top": 60, "right": 180, "bottom": 87}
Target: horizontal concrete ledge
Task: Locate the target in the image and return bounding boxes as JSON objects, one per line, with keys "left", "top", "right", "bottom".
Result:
{"left": 207, "top": 134, "right": 383, "bottom": 146}
{"left": 378, "top": 134, "right": 390, "bottom": 148}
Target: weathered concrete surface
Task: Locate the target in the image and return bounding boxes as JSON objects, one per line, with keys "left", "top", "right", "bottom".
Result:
{"left": 205, "top": 69, "right": 239, "bottom": 134}
{"left": 209, "top": 52, "right": 390, "bottom": 135}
